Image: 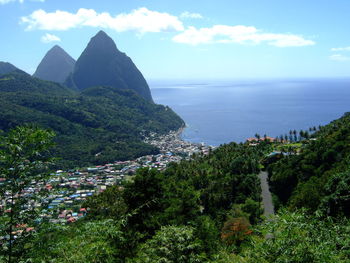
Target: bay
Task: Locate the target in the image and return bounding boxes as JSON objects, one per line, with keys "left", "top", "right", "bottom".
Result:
{"left": 150, "top": 78, "right": 350, "bottom": 146}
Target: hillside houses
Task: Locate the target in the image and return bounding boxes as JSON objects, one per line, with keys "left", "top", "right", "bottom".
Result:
{"left": 1, "top": 129, "right": 213, "bottom": 225}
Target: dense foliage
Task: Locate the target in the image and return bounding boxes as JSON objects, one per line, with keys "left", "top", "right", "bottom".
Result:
{"left": 215, "top": 209, "right": 350, "bottom": 262}
{"left": 2, "top": 115, "right": 350, "bottom": 262}
{"left": 0, "top": 71, "right": 184, "bottom": 168}
{"left": 268, "top": 112, "right": 350, "bottom": 216}
{"left": 0, "top": 126, "right": 55, "bottom": 262}
{"left": 25, "top": 141, "right": 270, "bottom": 262}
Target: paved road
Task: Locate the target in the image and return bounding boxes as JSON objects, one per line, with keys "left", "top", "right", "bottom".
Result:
{"left": 258, "top": 171, "right": 275, "bottom": 217}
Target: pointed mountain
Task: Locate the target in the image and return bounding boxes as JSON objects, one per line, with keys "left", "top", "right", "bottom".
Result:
{"left": 0, "top": 62, "right": 21, "bottom": 75}
{"left": 33, "top": 45, "right": 75, "bottom": 83}
{"left": 67, "top": 30, "right": 153, "bottom": 102}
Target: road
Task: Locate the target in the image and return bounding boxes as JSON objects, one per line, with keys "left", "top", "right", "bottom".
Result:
{"left": 258, "top": 171, "right": 275, "bottom": 217}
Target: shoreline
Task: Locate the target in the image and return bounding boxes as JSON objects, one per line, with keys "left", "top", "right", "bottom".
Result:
{"left": 174, "top": 124, "right": 214, "bottom": 148}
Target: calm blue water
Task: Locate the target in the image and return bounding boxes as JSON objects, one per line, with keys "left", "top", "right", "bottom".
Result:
{"left": 150, "top": 79, "right": 350, "bottom": 146}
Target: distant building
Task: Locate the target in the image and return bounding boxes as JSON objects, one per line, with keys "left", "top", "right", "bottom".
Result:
{"left": 246, "top": 136, "right": 276, "bottom": 143}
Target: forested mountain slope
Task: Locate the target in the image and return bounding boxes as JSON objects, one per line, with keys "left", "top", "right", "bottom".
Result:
{"left": 0, "top": 61, "right": 23, "bottom": 75}
{"left": 0, "top": 71, "right": 184, "bottom": 167}
{"left": 269, "top": 112, "right": 350, "bottom": 216}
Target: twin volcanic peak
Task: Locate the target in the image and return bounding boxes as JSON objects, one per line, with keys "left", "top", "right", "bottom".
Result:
{"left": 0, "top": 31, "right": 181, "bottom": 167}
{"left": 33, "top": 45, "right": 76, "bottom": 83}
{"left": 33, "top": 31, "right": 153, "bottom": 102}
{"left": 67, "top": 30, "right": 153, "bottom": 102}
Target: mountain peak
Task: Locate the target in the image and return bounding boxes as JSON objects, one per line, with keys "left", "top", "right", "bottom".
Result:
{"left": 68, "top": 31, "right": 153, "bottom": 102}
{"left": 92, "top": 30, "right": 114, "bottom": 43}
{"left": 48, "top": 45, "right": 69, "bottom": 55}
{"left": 51, "top": 44, "right": 64, "bottom": 51}
{"left": 33, "top": 45, "right": 76, "bottom": 83}
{"left": 95, "top": 30, "right": 109, "bottom": 37}
{"left": 87, "top": 30, "right": 119, "bottom": 53}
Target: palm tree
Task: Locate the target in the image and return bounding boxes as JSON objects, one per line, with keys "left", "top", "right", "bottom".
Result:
{"left": 255, "top": 133, "right": 261, "bottom": 141}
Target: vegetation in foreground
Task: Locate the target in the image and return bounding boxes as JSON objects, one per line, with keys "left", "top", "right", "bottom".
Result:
{"left": 2, "top": 113, "right": 350, "bottom": 262}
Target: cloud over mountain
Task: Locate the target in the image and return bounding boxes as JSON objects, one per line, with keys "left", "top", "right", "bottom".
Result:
{"left": 21, "top": 7, "right": 314, "bottom": 48}
{"left": 41, "top": 33, "right": 61, "bottom": 43}
{"left": 21, "top": 7, "right": 184, "bottom": 33}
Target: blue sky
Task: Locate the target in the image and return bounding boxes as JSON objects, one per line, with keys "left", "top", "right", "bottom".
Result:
{"left": 1, "top": 0, "right": 350, "bottom": 79}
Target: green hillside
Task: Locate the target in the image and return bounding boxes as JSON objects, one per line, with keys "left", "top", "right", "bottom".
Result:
{"left": 26, "top": 140, "right": 271, "bottom": 262}
{"left": 23, "top": 128, "right": 350, "bottom": 262}
{"left": 2, "top": 116, "right": 350, "bottom": 262}
{"left": 268, "top": 112, "right": 350, "bottom": 216}
{"left": 0, "top": 61, "right": 21, "bottom": 75}
{"left": 0, "top": 71, "right": 184, "bottom": 168}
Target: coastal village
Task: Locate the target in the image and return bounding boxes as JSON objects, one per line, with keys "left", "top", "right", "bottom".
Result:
{"left": 0, "top": 130, "right": 214, "bottom": 226}
{"left": 0, "top": 127, "right": 313, "bottom": 232}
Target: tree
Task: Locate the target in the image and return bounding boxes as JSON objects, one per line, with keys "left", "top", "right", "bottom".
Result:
{"left": 279, "top": 135, "right": 284, "bottom": 142}
{"left": 129, "top": 225, "right": 207, "bottom": 263}
{"left": 83, "top": 185, "right": 127, "bottom": 220}
{"left": 0, "top": 126, "right": 55, "bottom": 263}
{"left": 28, "top": 220, "right": 122, "bottom": 263}
{"left": 304, "top": 131, "right": 310, "bottom": 139}
{"left": 234, "top": 209, "right": 350, "bottom": 262}
{"left": 221, "top": 216, "right": 252, "bottom": 246}
{"left": 254, "top": 133, "right": 260, "bottom": 141}
{"left": 320, "top": 171, "right": 350, "bottom": 217}
{"left": 122, "top": 168, "right": 164, "bottom": 233}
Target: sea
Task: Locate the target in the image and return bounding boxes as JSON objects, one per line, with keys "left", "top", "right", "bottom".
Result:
{"left": 150, "top": 78, "right": 350, "bottom": 146}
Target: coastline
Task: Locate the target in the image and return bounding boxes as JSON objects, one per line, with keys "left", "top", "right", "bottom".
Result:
{"left": 144, "top": 125, "right": 213, "bottom": 158}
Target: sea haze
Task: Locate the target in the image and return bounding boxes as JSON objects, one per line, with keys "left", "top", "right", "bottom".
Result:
{"left": 150, "top": 78, "right": 350, "bottom": 146}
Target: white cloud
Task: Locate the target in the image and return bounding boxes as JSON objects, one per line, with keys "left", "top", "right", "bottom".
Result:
{"left": 21, "top": 7, "right": 184, "bottom": 33}
{"left": 331, "top": 46, "right": 350, "bottom": 52}
{"left": 329, "top": 54, "right": 350, "bottom": 61}
{"left": 180, "top": 11, "right": 203, "bottom": 19}
{"left": 41, "top": 33, "right": 61, "bottom": 43}
{"left": 20, "top": 7, "right": 314, "bottom": 48}
{"left": 173, "top": 25, "right": 315, "bottom": 47}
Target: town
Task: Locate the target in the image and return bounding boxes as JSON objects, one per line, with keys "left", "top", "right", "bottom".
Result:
{"left": 0, "top": 129, "right": 214, "bottom": 226}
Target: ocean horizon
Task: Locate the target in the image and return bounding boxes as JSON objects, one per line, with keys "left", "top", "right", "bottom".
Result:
{"left": 150, "top": 78, "right": 350, "bottom": 146}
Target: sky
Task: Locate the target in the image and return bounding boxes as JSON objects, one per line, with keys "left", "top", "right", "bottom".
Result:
{"left": 1, "top": 0, "right": 350, "bottom": 80}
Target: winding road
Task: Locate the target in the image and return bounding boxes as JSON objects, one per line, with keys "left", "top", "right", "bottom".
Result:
{"left": 258, "top": 171, "right": 275, "bottom": 217}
